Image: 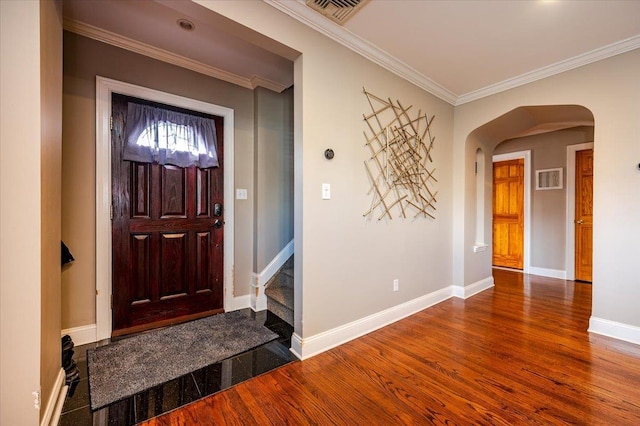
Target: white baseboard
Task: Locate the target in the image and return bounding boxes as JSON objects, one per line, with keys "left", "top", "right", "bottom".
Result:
{"left": 589, "top": 316, "right": 640, "bottom": 346}
{"left": 61, "top": 324, "right": 97, "bottom": 346}
{"left": 230, "top": 294, "right": 251, "bottom": 311}
{"left": 291, "top": 286, "right": 454, "bottom": 360}
{"left": 251, "top": 240, "right": 294, "bottom": 311}
{"left": 41, "top": 368, "right": 66, "bottom": 426}
{"left": 290, "top": 333, "right": 303, "bottom": 360}
{"left": 529, "top": 266, "right": 567, "bottom": 280}
{"left": 452, "top": 276, "right": 495, "bottom": 299}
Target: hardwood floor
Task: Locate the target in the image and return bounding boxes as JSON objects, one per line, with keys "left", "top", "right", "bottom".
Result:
{"left": 142, "top": 269, "right": 640, "bottom": 425}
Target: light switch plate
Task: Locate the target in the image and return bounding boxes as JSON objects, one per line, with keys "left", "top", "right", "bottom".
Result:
{"left": 322, "top": 183, "right": 331, "bottom": 200}
{"left": 236, "top": 188, "right": 248, "bottom": 200}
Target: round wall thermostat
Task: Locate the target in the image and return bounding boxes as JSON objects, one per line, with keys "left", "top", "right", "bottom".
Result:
{"left": 324, "top": 149, "right": 335, "bottom": 160}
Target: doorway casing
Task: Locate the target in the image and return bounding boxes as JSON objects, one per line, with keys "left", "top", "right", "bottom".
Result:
{"left": 95, "top": 76, "right": 235, "bottom": 341}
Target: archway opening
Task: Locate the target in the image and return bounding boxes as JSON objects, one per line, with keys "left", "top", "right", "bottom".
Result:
{"left": 465, "top": 105, "right": 594, "bottom": 281}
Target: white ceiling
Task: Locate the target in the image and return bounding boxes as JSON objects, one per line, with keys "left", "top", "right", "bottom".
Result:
{"left": 267, "top": 0, "right": 640, "bottom": 104}
{"left": 63, "top": 0, "right": 640, "bottom": 105}
{"left": 342, "top": 0, "right": 640, "bottom": 97}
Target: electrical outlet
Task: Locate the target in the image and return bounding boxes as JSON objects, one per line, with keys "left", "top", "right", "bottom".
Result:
{"left": 393, "top": 279, "right": 399, "bottom": 292}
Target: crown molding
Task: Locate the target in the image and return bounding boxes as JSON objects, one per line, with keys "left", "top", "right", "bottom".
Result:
{"left": 265, "top": 1, "right": 640, "bottom": 107}
{"left": 250, "top": 75, "right": 288, "bottom": 93}
{"left": 66, "top": 7, "right": 640, "bottom": 105}
{"left": 454, "top": 35, "right": 640, "bottom": 105}
{"left": 264, "top": 0, "right": 458, "bottom": 105}
{"left": 63, "top": 18, "right": 286, "bottom": 93}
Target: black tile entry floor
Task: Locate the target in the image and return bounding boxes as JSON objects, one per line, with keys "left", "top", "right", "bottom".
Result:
{"left": 58, "top": 310, "right": 296, "bottom": 426}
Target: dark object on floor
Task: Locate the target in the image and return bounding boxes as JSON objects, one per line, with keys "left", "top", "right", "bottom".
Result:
{"left": 62, "top": 335, "right": 80, "bottom": 397}
{"left": 87, "top": 311, "right": 279, "bottom": 410}
{"left": 61, "top": 241, "right": 74, "bottom": 265}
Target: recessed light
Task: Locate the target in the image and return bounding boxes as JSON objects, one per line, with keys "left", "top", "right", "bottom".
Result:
{"left": 177, "top": 19, "right": 195, "bottom": 32}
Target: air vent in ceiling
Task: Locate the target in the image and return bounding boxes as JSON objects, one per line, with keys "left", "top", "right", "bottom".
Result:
{"left": 306, "top": 0, "right": 370, "bottom": 25}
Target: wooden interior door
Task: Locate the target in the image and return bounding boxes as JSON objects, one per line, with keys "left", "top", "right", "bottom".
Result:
{"left": 575, "top": 149, "right": 593, "bottom": 282}
{"left": 111, "top": 94, "right": 224, "bottom": 336}
{"left": 493, "top": 159, "right": 524, "bottom": 269}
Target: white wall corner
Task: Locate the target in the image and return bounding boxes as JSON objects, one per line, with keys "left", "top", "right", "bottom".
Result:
{"left": 529, "top": 267, "right": 567, "bottom": 280}
{"left": 40, "top": 368, "right": 66, "bottom": 426}
{"left": 588, "top": 316, "right": 640, "bottom": 346}
{"left": 290, "top": 332, "right": 303, "bottom": 360}
{"left": 452, "top": 285, "right": 465, "bottom": 298}
{"left": 251, "top": 273, "right": 267, "bottom": 312}
{"left": 61, "top": 324, "right": 97, "bottom": 346}
{"left": 292, "top": 286, "right": 454, "bottom": 360}
{"left": 453, "top": 276, "right": 495, "bottom": 300}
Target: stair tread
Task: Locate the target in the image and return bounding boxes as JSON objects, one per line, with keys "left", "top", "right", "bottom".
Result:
{"left": 267, "top": 297, "right": 293, "bottom": 326}
{"left": 265, "top": 282, "right": 293, "bottom": 306}
{"left": 265, "top": 254, "right": 294, "bottom": 326}
{"left": 265, "top": 270, "right": 293, "bottom": 289}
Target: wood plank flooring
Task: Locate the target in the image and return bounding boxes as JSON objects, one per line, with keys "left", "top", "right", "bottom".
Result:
{"left": 142, "top": 269, "right": 640, "bottom": 425}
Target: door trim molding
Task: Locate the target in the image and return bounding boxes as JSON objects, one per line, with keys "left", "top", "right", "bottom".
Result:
{"left": 492, "top": 150, "right": 531, "bottom": 273}
{"left": 95, "top": 76, "right": 235, "bottom": 341}
{"left": 565, "top": 142, "right": 594, "bottom": 281}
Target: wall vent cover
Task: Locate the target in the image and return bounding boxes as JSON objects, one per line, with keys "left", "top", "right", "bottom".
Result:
{"left": 306, "top": 0, "right": 370, "bottom": 25}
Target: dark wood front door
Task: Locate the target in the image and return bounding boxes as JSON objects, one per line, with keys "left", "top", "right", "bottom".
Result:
{"left": 111, "top": 94, "right": 224, "bottom": 336}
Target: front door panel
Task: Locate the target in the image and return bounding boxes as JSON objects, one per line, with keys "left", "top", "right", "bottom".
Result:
{"left": 111, "top": 94, "right": 224, "bottom": 336}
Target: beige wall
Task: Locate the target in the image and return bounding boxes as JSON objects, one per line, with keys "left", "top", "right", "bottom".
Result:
{"left": 40, "top": 0, "right": 64, "bottom": 417}
{"left": 0, "top": 3, "right": 42, "bottom": 422}
{"left": 62, "top": 32, "right": 256, "bottom": 329}
{"left": 455, "top": 49, "right": 640, "bottom": 327}
{"left": 1, "top": 0, "right": 62, "bottom": 423}
{"left": 495, "top": 127, "right": 594, "bottom": 271}
{"left": 198, "top": 1, "right": 455, "bottom": 337}
{"left": 254, "top": 87, "right": 294, "bottom": 272}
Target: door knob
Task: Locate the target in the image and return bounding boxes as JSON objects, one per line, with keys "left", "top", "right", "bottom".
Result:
{"left": 577, "top": 220, "right": 584, "bottom": 224}
{"left": 213, "top": 219, "right": 223, "bottom": 229}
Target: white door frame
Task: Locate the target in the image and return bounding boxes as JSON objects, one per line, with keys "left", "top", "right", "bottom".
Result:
{"left": 492, "top": 150, "right": 531, "bottom": 273}
{"left": 565, "top": 142, "right": 594, "bottom": 281}
{"left": 95, "top": 76, "right": 235, "bottom": 341}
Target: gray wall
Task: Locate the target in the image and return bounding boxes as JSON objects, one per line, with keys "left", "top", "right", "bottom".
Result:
{"left": 254, "top": 87, "right": 294, "bottom": 272}
{"left": 494, "top": 126, "right": 594, "bottom": 271}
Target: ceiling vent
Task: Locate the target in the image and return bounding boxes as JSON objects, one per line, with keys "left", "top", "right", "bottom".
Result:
{"left": 306, "top": 0, "right": 370, "bottom": 25}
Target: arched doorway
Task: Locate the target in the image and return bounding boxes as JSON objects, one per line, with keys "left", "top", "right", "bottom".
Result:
{"left": 466, "top": 105, "right": 594, "bottom": 281}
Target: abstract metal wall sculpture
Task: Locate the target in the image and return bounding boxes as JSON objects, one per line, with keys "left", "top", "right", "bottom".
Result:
{"left": 362, "top": 88, "right": 437, "bottom": 220}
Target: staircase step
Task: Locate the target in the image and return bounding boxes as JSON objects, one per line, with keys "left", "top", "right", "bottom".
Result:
{"left": 267, "top": 295, "right": 293, "bottom": 326}
{"left": 265, "top": 254, "right": 294, "bottom": 326}
{"left": 265, "top": 281, "right": 293, "bottom": 307}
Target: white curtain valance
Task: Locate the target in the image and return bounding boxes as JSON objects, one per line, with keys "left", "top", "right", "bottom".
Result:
{"left": 124, "top": 103, "right": 219, "bottom": 168}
